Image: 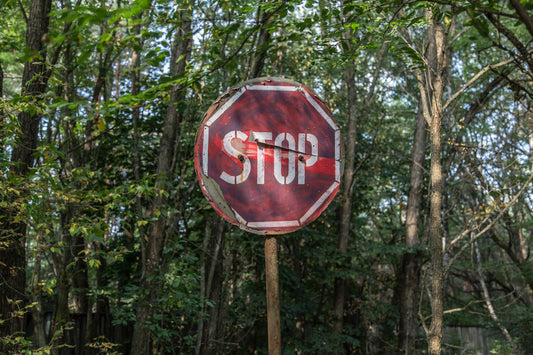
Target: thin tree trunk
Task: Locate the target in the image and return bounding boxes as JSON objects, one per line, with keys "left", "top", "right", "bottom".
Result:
{"left": 63, "top": 40, "right": 90, "bottom": 346}
{"left": 50, "top": 209, "right": 76, "bottom": 354}
{"left": 196, "top": 216, "right": 226, "bottom": 354}
{"left": 196, "top": 221, "right": 210, "bottom": 354}
{"left": 427, "top": 15, "right": 446, "bottom": 355}
{"left": 334, "top": 8, "right": 388, "bottom": 347}
{"left": 333, "top": 47, "right": 358, "bottom": 346}
{"left": 30, "top": 242, "right": 48, "bottom": 348}
{"left": 398, "top": 105, "right": 427, "bottom": 354}
{"left": 130, "top": 7, "right": 192, "bottom": 353}
{"left": 131, "top": 11, "right": 143, "bottom": 186}
{"left": 412, "top": 8, "right": 448, "bottom": 354}
{"left": 0, "top": 61, "right": 3, "bottom": 98}
{"left": 249, "top": 0, "right": 274, "bottom": 79}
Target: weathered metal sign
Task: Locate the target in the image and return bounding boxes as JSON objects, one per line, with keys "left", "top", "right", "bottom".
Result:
{"left": 194, "top": 77, "right": 342, "bottom": 234}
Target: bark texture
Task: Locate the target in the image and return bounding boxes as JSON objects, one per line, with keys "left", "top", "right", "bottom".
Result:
{"left": 397, "top": 105, "right": 427, "bottom": 354}
{"left": 130, "top": 8, "right": 192, "bottom": 353}
{"left": 333, "top": 57, "right": 357, "bottom": 341}
{"left": 426, "top": 16, "right": 446, "bottom": 355}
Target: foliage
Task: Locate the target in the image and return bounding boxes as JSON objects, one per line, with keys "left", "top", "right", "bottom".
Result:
{"left": 1, "top": 0, "right": 533, "bottom": 353}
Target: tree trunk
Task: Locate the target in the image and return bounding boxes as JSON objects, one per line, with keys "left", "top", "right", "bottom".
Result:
{"left": 398, "top": 105, "right": 427, "bottom": 354}
{"left": 11, "top": 0, "right": 52, "bottom": 174}
{"left": 197, "top": 216, "right": 226, "bottom": 354}
{"left": 426, "top": 15, "right": 446, "bottom": 355}
{"left": 63, "top": 39, "right": 90, "bottom": 343}
{"left": 0, "top": 209, "right": 27, "bottom": 352}
{"left": 50, "top": 209, "right": 75, "bottom": 354}
{"left": 30, "top": 240, "right": 48, "bottom": 348}
{"left": 0, "top": 0, "right": 51, "bottom": 351}
{"left": 0, "top": 61, "right": 3, "bottom": 99}
{"left": 130, "top": 7, "right": 192, "bottom": 353}
{"left": 249, "top": 0, "right": 274, "bottom": 79}
{"left": 413, "top": 8, "right": 448, "bottom": 354}
{"left": 334, "top": 7, "right": 388, "bottom": 347}
{"left": 333, "top": 46, "right": 358, "bottom": 347}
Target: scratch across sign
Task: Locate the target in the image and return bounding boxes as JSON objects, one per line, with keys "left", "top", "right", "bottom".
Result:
{"left": 194, "top": 77, "right": 342, "bottom": 234}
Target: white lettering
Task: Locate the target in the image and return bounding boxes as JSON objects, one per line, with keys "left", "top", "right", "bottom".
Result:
{"left": 298, "top": 133, "right": 318, "bottom": 184}
{"left": 252, "top": 132, "right": 273, "bottom": 184}
{"left": 219, "top": 130, "right": 318, "bottom": 185}
{"left": 274, "top": 133, "right": 296, "bottom": 184}
{"left": 220, "top": 130, "right": 251, "bottom": 184}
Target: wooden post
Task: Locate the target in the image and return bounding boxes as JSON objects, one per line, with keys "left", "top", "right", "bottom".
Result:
{"left": 265, "top": 236, "right": 281, "bottom": 354}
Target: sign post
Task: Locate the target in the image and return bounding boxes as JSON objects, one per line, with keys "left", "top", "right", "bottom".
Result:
{"left": 265, "top": 236, "right": 281, "bottom": 354}
{"left": 194, "top": 77, "right": 342, "bottom": 352}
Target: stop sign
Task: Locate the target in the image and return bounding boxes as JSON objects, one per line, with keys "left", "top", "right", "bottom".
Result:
{"left": 194, "top": 77, "right": 342, "bottom": 234}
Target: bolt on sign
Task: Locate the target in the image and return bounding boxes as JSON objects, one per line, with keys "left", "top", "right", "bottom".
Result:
{"left": 194, "top": 77, "right": 342, "bottom": 235}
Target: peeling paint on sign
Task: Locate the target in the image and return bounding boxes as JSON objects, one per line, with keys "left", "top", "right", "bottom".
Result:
{"left": 194, "top": 77, "right": 343, "bottom": 235}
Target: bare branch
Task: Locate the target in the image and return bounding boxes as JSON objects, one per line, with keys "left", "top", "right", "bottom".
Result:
{"left": 17, "top": 0, "right": 28, "bottom": 24}
{"left": 443, "top": 57, "right": 516, "bottom": 111}
{"left": 445, "top": 168, "right": 533, "bottom": 275}
{"left": 474, "top": 238, "right": 522, "bottom": 355}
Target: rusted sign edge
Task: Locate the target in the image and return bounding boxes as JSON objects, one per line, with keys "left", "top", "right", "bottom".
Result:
{"left": 195, "top": 77, "right": 344, "bottom": 235}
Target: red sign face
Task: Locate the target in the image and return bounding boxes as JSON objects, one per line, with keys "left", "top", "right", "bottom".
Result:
{"left": 194, "top": 77, "right": 342, "bottom": 235}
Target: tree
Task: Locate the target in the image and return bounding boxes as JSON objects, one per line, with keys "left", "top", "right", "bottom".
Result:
{"left": 398, "top": 102, "right": 427, "bottom": 354}
{"left": 1, "top": 0, "right": 52, "bottom": 351}
{"left": 131, "top": 3, "right": 193, "bottom": 352}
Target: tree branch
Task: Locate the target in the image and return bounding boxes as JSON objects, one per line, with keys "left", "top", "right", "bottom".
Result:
{"left": 445, "top": 168, "right": 533, "bottom": 275}
{"left": 474, "top": 238, "right": 522, "bottom": 355}
{"left": 442, "top": 56, "right": 515, "bottom": 111}
{"left": 509, "top": 0, "right": 533, "bottom": 39}
{"left": 17, "top": 0, "right": 28, "bottom": 24}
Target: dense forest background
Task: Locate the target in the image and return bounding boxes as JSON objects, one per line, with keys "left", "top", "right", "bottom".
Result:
{"left": 1, "top": 0, "right": 533, "bottom": 354}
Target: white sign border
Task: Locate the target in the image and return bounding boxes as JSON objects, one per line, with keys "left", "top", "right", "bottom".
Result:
{"left": 201, "top": 84, "right": 341, "bottom": 230}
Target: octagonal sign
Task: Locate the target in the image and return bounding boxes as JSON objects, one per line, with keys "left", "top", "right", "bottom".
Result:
{"left": 194, "top": 77, "right": 342, "bottom": 235}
